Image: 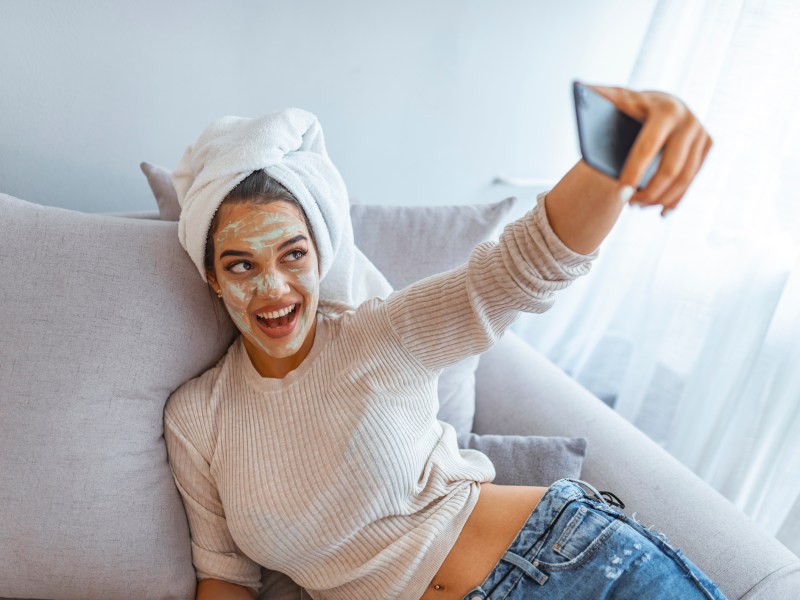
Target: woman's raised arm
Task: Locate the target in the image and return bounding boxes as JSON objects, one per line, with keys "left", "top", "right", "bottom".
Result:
{"left": 383, "top": 86, "right": 711, "bottom": 375}
{"left": 546, "top": 85, "right": 713, "bottom": 255}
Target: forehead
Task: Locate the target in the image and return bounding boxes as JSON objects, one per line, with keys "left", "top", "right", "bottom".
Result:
{"left": 214, "top": 200, "right": 309, "bottom": 246}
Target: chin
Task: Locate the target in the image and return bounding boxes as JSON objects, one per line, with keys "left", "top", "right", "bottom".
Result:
{"left": 262, "top": 343, "right": 302, "bottom": 359}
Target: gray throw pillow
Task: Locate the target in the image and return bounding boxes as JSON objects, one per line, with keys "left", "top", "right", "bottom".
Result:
{"left": 0, "top": 193, "right": 237, "bottom": 600}
{"left": 140, "top": 161, "right": 181, "bottom": 220}
{"left": 347, "top": 197, "right": 518, "bottom": 290}
{"left": 456, "top": 433, "right": 588, "bottom": 486}
{"left": 139, "top": 161, "right": 519, "bottom": 436}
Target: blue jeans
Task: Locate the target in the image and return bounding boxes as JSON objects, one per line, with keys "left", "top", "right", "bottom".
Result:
{"left": 460, "top": 478, "right": 728, "bottom": 599}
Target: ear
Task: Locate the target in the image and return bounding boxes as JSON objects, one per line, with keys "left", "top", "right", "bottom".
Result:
{"left": 206, "top": 271, "right": 220, "bottom": 294}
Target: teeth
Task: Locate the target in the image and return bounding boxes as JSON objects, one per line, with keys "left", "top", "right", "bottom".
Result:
{"left": 258, "top": 304, "right": 296, "bottom": 320}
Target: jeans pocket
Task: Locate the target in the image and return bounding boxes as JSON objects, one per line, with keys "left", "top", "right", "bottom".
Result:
{"left": 533, "top": 501, "right": 623, "bottom": 571}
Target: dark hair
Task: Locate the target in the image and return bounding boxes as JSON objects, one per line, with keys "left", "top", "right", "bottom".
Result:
{"left": 203, "top": 170, "right": 318, "bottom": 323}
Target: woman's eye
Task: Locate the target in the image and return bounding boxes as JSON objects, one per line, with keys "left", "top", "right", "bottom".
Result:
{"left": 225, "top": 260, "right": 252, "bottom": 274}
{"left": 286, "top": 249, "right": 307, "bottom": 261}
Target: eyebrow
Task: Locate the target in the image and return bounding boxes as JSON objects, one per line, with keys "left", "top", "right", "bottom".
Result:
{"left": 219, "top": 234, "right": 308, "bottom": 259}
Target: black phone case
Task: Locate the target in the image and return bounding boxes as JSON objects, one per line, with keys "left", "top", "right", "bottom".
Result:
{"left": 573, "top": 80, "right": 660, "bottom": 190}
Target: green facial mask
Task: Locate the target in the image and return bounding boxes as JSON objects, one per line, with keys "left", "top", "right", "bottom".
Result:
{"left": 215, "top": 205, "right": 320, "bottom": 359}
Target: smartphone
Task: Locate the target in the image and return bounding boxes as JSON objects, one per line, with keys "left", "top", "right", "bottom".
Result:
{"left": 573, "top": 80, "right": 660, "bottom": 190}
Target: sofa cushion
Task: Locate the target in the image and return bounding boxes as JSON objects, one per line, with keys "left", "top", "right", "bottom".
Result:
{"left": 456, "top": 433, "right": 587, "bottom": 486}
{"left": 139, "top": 161, "right": 519, "bottom": 436}
{"left": 140, "top": 161, "right": 181, "bottom": 220}
{"left": 0, "top": 193, "right": 237, "bottom": 600}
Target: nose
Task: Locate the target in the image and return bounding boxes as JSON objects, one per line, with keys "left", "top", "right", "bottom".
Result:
{"left": 258, "top": 270, "right": 290, "bottom": 299}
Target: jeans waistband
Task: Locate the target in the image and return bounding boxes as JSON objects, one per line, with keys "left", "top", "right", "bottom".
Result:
{"left": 526, "top": 478, "right": 620, "bottom": 531}
{"left": 561, "top": 478, "right": 625, "bottom": 509}
{"left": 470, "top": 478, "right": 622, "bottom": 593}
{"left": 511, "top": 479, "right": 617, "bottom": 554}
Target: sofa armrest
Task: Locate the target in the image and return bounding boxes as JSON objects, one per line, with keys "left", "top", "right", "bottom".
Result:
{"left": 473, "top": 330, "right": 800, "bottom": 600}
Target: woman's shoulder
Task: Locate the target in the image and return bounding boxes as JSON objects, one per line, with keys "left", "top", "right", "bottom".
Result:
{"left": 318, "top": 296, "right": 392, "bottom": 330}
{"left": 164, "top": 337, "right": 240, "bottom": 423}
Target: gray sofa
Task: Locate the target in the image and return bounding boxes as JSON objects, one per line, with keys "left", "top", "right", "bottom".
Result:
{"left": 2, "top": 193, "right": 798, "bottom": 600}
{"left": 474, "top": 332, "right": 800, "bottom": 600}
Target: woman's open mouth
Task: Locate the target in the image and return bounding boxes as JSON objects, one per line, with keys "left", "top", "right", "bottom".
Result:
{"left": 254, "top": 303, "right": 300, "bottom": 339}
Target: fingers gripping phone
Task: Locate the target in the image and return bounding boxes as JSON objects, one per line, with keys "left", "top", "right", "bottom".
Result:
{"left": 573, "top": 80, "right": 661, "bottom": 190}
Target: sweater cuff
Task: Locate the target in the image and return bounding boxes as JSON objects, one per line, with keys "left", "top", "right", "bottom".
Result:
{"left": 534, "top": 189, "right": 600, "bottom": 268}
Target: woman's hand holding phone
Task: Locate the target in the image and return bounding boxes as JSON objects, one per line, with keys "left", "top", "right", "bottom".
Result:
{"left": 582, "top": 84, "right": 713, "bottom": 217}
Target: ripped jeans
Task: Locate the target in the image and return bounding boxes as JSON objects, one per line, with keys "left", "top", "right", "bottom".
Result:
{"left": 460, "top": 478, "right": 728, "bottom": 599}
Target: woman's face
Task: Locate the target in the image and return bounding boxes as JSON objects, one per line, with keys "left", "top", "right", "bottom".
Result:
{"left": 208, "top": 200, "right": 320, "bottom": 359}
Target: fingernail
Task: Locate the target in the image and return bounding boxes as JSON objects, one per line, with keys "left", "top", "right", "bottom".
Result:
{"left": 619, "top": 185, "right": 635, "bottom": 204}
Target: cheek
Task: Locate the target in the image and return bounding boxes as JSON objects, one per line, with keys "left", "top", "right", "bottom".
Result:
{"left": 222, "top": 279, "right": 252, "bottom": 306}
{"left": 294, "top": 269, "right": 319, "bottom": 297}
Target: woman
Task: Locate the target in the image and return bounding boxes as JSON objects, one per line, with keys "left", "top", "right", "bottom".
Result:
{"left": 163, "top": 85, "right": 723, "bottom": 600}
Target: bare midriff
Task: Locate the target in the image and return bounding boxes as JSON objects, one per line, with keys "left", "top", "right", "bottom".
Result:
{"left": 419, "top": 482, "right": 549, "bottom": 600}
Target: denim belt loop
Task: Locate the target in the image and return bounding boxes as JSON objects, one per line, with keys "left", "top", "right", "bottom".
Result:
{"left": 500, "top": 550, "right": 549, "bottom": 585}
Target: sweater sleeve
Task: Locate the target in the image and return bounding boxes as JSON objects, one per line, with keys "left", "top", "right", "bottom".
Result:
{"left": 163, "top": 404, "right": 263, "bottom": 593}
{"left": 385, "top": 190, "right": 599, "bottom": 373}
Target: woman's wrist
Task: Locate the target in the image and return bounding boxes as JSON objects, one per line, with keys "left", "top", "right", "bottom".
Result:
{"left": 543, "top": 159, "right": 626, "bottom": 255}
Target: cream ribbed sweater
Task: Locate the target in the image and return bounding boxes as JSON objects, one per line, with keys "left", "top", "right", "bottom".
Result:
{"left": 163, "top": 192, "right": 599, "bottom": 600}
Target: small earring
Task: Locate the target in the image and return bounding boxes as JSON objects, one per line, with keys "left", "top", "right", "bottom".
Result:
{"left": 216, "top": 290, "right": 222, "bottom": 298}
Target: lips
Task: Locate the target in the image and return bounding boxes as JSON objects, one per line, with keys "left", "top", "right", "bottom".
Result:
{"left": 253, "top": 302, "right": 301, "bottom": 339}
{"left": 252, "top": 302, "right": 299, "bottom": 317}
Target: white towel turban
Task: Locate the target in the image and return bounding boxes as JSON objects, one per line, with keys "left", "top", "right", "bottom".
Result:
{"left": 172, "top": 107, "right": 393, "bottom": 309}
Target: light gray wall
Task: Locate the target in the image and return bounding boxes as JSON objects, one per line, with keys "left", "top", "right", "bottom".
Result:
{"left": 0, "top": 0, "right": 656, "bottom": 213}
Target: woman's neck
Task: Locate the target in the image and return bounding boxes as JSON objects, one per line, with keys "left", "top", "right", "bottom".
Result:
{"left": 243, "top": 317, "right": 318, "bottom": 379}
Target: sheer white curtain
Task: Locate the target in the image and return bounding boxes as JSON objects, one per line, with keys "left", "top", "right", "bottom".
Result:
{"left": 512, "top": 0, "right": 800, "bottom": 555}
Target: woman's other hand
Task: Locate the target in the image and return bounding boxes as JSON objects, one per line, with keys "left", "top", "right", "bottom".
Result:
{"left": 586, "top": 85, "right": 714, "bottom": 217}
